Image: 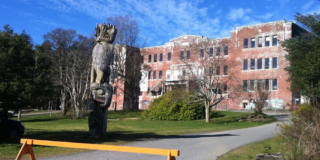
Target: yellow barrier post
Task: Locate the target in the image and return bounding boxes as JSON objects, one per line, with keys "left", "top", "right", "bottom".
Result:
{"left": 16, "top": 139, "right": 179, "bottom": 160}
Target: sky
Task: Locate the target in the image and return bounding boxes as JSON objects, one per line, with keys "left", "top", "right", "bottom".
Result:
{"left": 0, "top": 0, "right": 319, "bottom": 47}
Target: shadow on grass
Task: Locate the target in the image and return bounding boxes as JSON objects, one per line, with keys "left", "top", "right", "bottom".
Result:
{"left": 0, "top": 130, "right": 238, "bottom": 146}
{"left": 20, "top": 118, "right": 61, "bottom": 122}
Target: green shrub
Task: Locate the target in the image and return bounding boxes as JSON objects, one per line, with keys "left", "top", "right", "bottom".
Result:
{"left": 142, "top": 90, "right": 205, "bottom": 121}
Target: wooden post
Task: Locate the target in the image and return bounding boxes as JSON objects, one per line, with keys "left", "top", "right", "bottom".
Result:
{"left": 16, "top": 139, "right": 36, "bottom": 160}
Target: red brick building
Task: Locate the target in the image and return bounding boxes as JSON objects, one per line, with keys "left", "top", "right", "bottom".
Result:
{"left": 137, "top": 20, "right": 307, "bottom": 110}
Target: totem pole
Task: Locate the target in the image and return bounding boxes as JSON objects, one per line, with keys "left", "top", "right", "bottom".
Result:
{"left": 88, "top": 23, "right": 117, "bottom": 138}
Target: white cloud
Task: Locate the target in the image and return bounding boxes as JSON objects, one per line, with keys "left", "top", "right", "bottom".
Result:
{"left": 227, "top": 8, "right": 252, "bottom": 21}
{"left": 302, "top": 1, "right": 314, "bottom": 11}
{"left": 38, "top": 0, "right": 226, "bottom": 45}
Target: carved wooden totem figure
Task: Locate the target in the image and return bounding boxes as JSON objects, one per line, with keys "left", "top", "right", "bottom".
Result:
{"left": 89, "top": 23, "right": 117, "bottom": 138}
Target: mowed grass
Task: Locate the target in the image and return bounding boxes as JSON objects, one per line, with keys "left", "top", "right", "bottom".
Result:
{"left": 0, "top": 110, "right": 276, "bottom": 159}
{"left": 218, "top": 136, "right": 286, "bottom": 160}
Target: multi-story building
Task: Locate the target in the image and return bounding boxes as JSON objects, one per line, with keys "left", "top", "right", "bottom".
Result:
{"left": 137, "top": 20, "right": 307, "bottom": 110}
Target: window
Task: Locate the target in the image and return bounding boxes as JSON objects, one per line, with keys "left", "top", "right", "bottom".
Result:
{"left": 250, "top": 80, "right": 255, "bottom": 91}
{"left": 187, "top": 51, "right": 190, "bottom": 59}
{"left": 153, "top": 71, "right": 156, "bottom": 79}
{"left": 224, "top": 46, "right": 228, "bottom": 55}
{"left": 200, "top": 49, "right": 204, "bottom": 58}
{"left": 244, "top": 60, "right": 248, "bottom": 70}
{"left": 158, "top": 87, "right": 162, "bottom": 95}
{"left": 216, "top": 67, "right": 220, "bottom": 75}
{"left": 265, "top": 79, "right": 269, "bottom": 90}
{"left": 147, "top": 87, "right": 150, "bottom": 96}
{"left": 113, "top": 87, "right": 117, "bottom": 95}
{"left": 244, "top": 38, "right": 248, "bottom": 48}
{"left": 265, "top": 58, "right": 270, "bottom": 69}
{"left": 257, "top": 80, "right": 263, "bottom": 89}
{"left": 154, "top": 54, "right": 157, "bottom": 62}
{"left": 152, "top": 91, "right": 157, "bottom": 96}
{"left": 148, "top": 71, "right": 151, "bottom": 79}
{"left": 258, "top": 37, "right": 262, "bottom": 47}
{"left": 223, "top": 66, "right": 228, "bottom": 75}
{"left": 223, "top": 84, "right": 228, "bottom": 94}
{"left": 243, "top": 80, "right": 248, "bottom": 92}
{"left": 216, "top": 47, "right": 221, "bottom": 56}
{"left": 251, "top": 59, "right": 255, "bottom": 70}
{"left": 258, "top": 59, "right": 262, "bottom": 69}
{"left": 272, "top": 79, "right": 277, "bottom": 90}
{"left": 210, "top": 48, "right": 213, "bottom": 57}
{"left": 251, "top": 38, "right": 255, "bottom": 48}
{"left": 160, "top": 53, "right": 163, "bottom": 62}
{"left": 159, "top": 71, "right": 162, "bottom": 79}
{"left": 265, "top": 36, "right": 270, "bottom": 47}
{"left": 115, "top": 54, "right": 119, "bottom": 62}
{"left": 180, "top": 51, "right": 184, "bottom": 60}
{"left": 182, "top": 70, "right": 186, "bottom": 76}
{"left": 209, "top": 67, "right": 213, "bottom": 75}
{"left": 168, "top": 52, "right": 171, "bottom": 61}
{"left": 148, "top": 55, "right": 151, "bottom": 63}
{"left": 272, "top": 35, "right": 277, "bottom": 46}
{"left": 272, "top": 57, "right": 277, "bottom": 68}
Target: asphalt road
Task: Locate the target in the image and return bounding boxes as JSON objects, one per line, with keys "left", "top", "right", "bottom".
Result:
{"left": 41, "top": 113, "right": 290, "bottom": 160}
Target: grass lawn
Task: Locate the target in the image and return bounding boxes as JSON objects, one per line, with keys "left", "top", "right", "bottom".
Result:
{"left": 0, "top": 110, "right": 276, "bottom": 159}
{"left": 218, "top": 136, "right": 286, "bottom": 160}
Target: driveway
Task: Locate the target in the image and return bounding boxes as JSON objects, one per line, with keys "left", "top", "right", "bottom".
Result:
{"left": 41, "top": 113, "right": 290, "bottom": 160}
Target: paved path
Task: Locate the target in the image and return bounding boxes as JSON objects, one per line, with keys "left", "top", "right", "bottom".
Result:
{"left": 41, "top": 113, "right": 290, "bottom": 160}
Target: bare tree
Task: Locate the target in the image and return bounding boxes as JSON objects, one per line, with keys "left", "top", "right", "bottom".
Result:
{"left": 180, "top": 37, "right": 242, "bottom": 122}
{"left": 107, "top": 15, "right": 146, "bottom": 109}
{"left": 247, "top": 81, "right": 271, "bottom": 114}
{"left": 43, "top": 29, "right": 94, "bottom": 118}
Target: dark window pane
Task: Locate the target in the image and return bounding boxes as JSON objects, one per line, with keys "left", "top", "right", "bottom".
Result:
{"left": 187, "top": 51, "right": 190, "bottom": 59}
{"left": 154, "top": 54, "right": 157, "bottom": 62}
{"left": 200, "top": 49, "right": 204, "bottom": 58}
{"left": 168, "top": 52, "right": 171, "bottom": 61}
{"left": 258, "top": 59, "right": 262, "bottom": 69}
{"left": 159, "top": 71, "right": 162, "bottom": 79}
{"left": 147, "top": 87, "right": 150, "bottom": 95}
{"left": 160, "top": 53, "right": 163, "bottom": 62}
{"left": 209, "top": 67, "right": 213, "bottom": 75}
{"left": 257, "top": 80, "right": 262, "bottom": 89}
{"left": 158, "top": 87, "right": 162, "bottom": 95}
{"left": 272, "top": 57, "right": 277, "bottom": 68}
{"left": 224, "top": 66, "right": 228, "bottom": 75}
{"left": 223, "top": 84, "right": 227, "bottom": 94}
{"left": 153, "top": 71, "right": 156, "bottom": 79}
{"left": 265, "top": 36, "right": 270, "bottom": 46}
{"left": 251, "top": 59, "right": 255, "bottom": 70}
{"left": 243, "top": 80, "right": 248, "bottom": 92}
{"left": 216, "top": 67, "right": 220, "bottom": 75}
{"left": 148, "top": 71, "right": 151, "bottom": 79}
{"left": 210, "top": 48, "right": 213, "bottom": 57}
{"left": 244, "top": 38, "right": 248, "bottom": 48}
{"left": 272, "top": 79, "right": 277, "bottom": 90}
{"left": 250, "top": 80, "right": 255, "bottom": 91}
{"left": 258, "top": 37, "right": 262, "bottom": 47}
{"left": 272, "top": 35, "right": 277, "bottom": 46}
{"left": 224, "top": 46, "right": 228, "bottom": 55}
{"left": 265, "top": 79, "right": 269, "bottom": 90}
{"left": 251, "top": 38, "right": 255, "bottom": 48}
{"left": 217, "top": 47, "right": 221, "bottom": 56}
{"left": 113, "top": 87, "right": 117, "bottom": 95}
{"left": 148, "top": 55, "right": 151, "bottom": 63}
{"left": 265, "top": 58, "right": 269, "bottom": 69}
{"left": 244, "top": 60, "right": 248, "bottom": 70}
{"left": 180, "top": 51, "right": 184, "bottom": 60}
{"left": 182, "top": 70, "right": 186, "bottom": 76}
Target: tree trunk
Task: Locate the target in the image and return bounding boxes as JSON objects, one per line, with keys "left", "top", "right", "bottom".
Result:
{"left": 205, "top": 101, "right": 210, "bottom": 123}
{"left": 101, "top": 107, "right": 108, "bottom": 137}
{"left": 130, "top": 95, "right": 134, "bottom": 109}
{"left": 18, "top": 109, "right": 21, "bottom": 122}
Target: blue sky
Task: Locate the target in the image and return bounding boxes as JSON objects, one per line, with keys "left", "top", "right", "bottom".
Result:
{"left": 0, "top": 0, "right": 319, "bottom": 47}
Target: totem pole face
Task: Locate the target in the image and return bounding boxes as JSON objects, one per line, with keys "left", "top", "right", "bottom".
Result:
{"left": 94, "top": 23, "right": 117, "bottom": 43}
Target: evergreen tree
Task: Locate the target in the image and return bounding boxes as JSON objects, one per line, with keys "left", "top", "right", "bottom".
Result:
{"left": 282, "top": 13, "right": 320, "bottom": 105}
{"left": 0, "top": 25, "right": 52, "bottom": 116}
